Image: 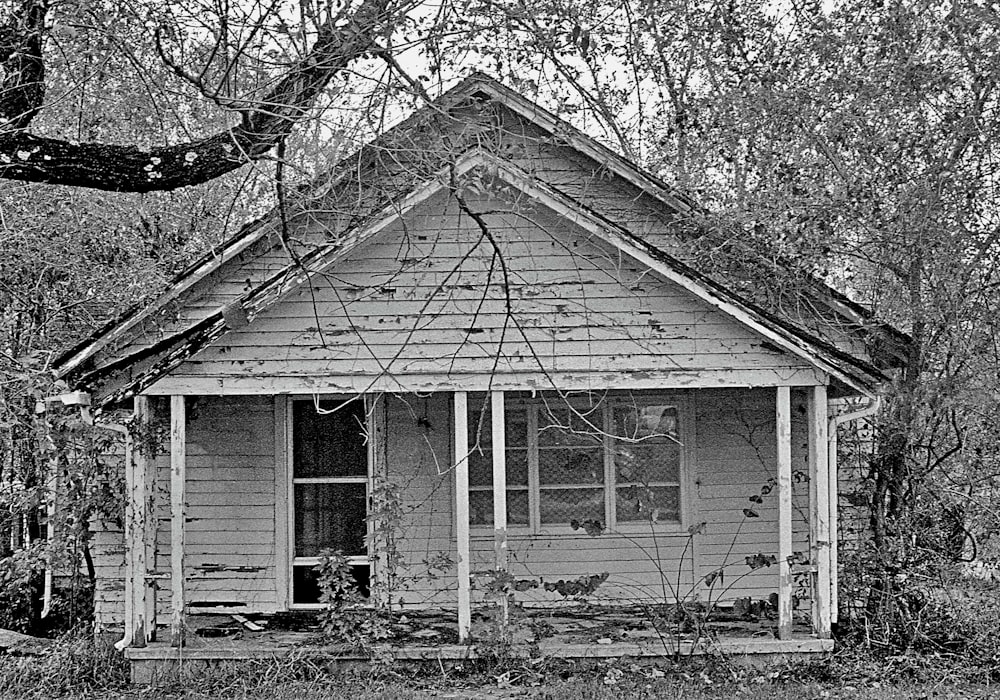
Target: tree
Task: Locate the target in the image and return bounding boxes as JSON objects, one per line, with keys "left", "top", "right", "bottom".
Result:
{"left": 0, "top": 0, "right": 411, "bottom": 191}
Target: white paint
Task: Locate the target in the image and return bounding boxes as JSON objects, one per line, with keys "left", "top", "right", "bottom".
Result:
{"left": 453, "top": 391, "right": 471, "bottom": 642}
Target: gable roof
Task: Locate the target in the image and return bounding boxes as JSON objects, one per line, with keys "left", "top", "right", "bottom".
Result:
{"left": 54, "top": 73, "right": 908, "bottom": 405}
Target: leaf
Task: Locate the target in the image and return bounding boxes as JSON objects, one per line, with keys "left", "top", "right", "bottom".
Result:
{"left": 745, "top": 553, "right": 777, "bottom": 570}
{"left": 748, "top": 494, "right": 763, "bottom": 504}
{"left": 742, "top": 508, "right": 759, "bottom": 518}
{"left": 687, "top": 521, "right": 707, "bottom": 536}
{"left": 703, "top": 568, "right": 723, "bottom": 587}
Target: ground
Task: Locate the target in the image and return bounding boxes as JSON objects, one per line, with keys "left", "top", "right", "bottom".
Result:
{"left": 0, "top": 635, "right": 995, "bottom": 700}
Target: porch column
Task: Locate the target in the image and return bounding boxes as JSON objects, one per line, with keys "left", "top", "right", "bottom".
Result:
{"left": 453, "top": 391, "right": 472, "bottom": 642}
{"left": 827, "top": 412, "right": 840, "bottom": 625}
{"left": 170, "top": 395, "right": 186, "bottom": 647}
{"left": 776, "top": 386, "right": 793, "bottom": 640}
{"left": 123, "top": 395, "right": 154, "bottom": 647}
{"left": 491, "top": 391, "right": 508, "bottom": 629}
{"left": 808, "top": 386, "right": 832, "bottom": 639}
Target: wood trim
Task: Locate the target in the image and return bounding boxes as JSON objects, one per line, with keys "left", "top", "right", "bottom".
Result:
{"left": 487, "top": 157, "right": 872, "bottom": 395}
{"left": 453, "top": 391, "right": 472, "bottom": 642}
{"left": 681, "top": 390, "right": 700, "bottom": 591}
{"left": 827, "top": 418, "right": 840, "bottom": 625}
{"left": 137, "top": 397, "right": 157, "bottom": 644}
{"left": 490, "top": 391, "right": 508, "bottom": 571}
{"left": 526, "top": 407, "right": 540, "bottom": 532}
{"left": 169, "top": 395, "right": 187, "bottom": 647}
{"left": 809, "top": 385, "right": 832, "bottom": 639}
{"left": 122, "top": 403, "right": 137, "bottom": 647}
{"left": 273, "top": 395, "right": 289, "bottom": 610}
{"left": 490, "top": 390, "right": 509, "bottom": 629}
{"left": 776, "top": 387, "right": 793, "bottom": 641}
{"left": 146, "top": 368, "right": 831, "bottom": 397}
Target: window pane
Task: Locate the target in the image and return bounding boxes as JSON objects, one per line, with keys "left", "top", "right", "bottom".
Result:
{"left": 467, "top": 403, "right": 528, "bottom": 448}
{"left": 616, "top": 485, "right": 680, "bottom": 523}
{"left": 470, "top": 490, "right": 492, "bottom": 526}
{"left": 294, "top": 483, "right": 367, "bottom": 557}
{"left": 469, "top": 450, "right": 528, "bottom": 488}
{"left": 470, "top": 489, "right": 529, "bottom": 526}
{"left": 539, "top": 447, "right": 603, "bottom": 485}
{"left": 537, "top": 404, "right": 604, "bottom": 448}
{"left": 539, "top": 487, "right": 604, "bottom": 525}
{"left": 293, "top": 564, "right": 370, "bottom": 604}
{"left": 469, "top": 451, "right": 492, "bottom": 487}
{"left": 615, "top": 443, "right": 681, "bottom": 484}
{"left": 614, "top": 403, "right": 678, "bottom": 441}
{"left": 293, "top": 400, "right": 367, "bottom": 478}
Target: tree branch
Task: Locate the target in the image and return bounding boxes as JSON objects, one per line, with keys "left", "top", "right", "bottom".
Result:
{"left": 0, "top": 0, "right": 395, "bottom": 192}
{"left": 0, "top": 0, "right": 47, "bottom": 131}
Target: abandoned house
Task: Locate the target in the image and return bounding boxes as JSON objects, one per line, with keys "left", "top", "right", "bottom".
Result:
{"left": 54, "top": 73, "right": 907, "bottom": 676}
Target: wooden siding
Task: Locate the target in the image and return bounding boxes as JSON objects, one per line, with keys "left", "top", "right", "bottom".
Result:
{"left": 93, "top": 387, "right": 814, "bottom": 628}
{"left": 87, "top": 100, "right": 870, "bottom": 388}
{"left": 148, "top": 189, "right": 822, "bottom": 396}
{"left": 385, "top": 387, "right": 808, "bottom": 610}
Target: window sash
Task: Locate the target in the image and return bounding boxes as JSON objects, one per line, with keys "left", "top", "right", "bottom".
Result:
{"left": 468, "top": 394, "right": 685, "bottom": 532}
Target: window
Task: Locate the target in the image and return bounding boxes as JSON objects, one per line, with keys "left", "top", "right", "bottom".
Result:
{"left": 467, "top": 393, "right": 686, "bottom": 531}
{"left": 289, "top": 398, "right": 370, "bottom": 605}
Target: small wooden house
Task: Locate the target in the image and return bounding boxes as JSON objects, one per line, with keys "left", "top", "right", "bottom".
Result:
{"left": 55, "top": 74, "right": 905, "bottom": 669}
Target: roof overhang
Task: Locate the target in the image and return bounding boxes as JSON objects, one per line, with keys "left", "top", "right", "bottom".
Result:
{"left": 60, "top": 149, "right": 885, "bottom": 406}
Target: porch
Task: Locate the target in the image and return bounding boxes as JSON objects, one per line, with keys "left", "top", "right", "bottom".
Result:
{"left": 124, "top": 606, "right": 834, "bottom": 683}
{"left": 113, "top": 385, "right": 839, "bottom": 669}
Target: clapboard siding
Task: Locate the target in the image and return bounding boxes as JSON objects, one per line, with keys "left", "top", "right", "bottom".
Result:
{"left": 382, "top": 387, "right": 809, "bottom": 610}
{"left": 151, "top": 189, "right": 817, "bottom": 395}
{"left": 94, "top": 387, "right": 816, "bottom": 627}
{"left": 87, "top": 93, "right": 873, "bottom": 389}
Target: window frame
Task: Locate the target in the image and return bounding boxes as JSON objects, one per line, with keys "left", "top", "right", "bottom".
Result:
{"left": 286, "top": 395, "right": 373, "bottom": 610}
{"left": 468, "top": 392, "right": 691, "bottom": 536}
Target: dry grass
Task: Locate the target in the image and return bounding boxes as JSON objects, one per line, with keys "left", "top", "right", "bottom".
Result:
{"left": 0, "top": 634, "right": 994, "bottom": 700}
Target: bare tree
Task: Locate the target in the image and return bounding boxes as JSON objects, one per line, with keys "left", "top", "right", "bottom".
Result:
{"left": 0, "top": 0, "right": 411, "bottom": 191}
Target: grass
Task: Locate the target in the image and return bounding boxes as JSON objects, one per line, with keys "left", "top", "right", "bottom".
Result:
{"left": 0, "top": 635, "right": 993, "bottom": 700}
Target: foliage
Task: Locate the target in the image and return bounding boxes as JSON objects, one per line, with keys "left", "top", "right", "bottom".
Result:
{"left": 0, "top": 629, "right": 129, "bottom": 698}
{"left": 314, "top": 549, "right": 390, "bottom": 650}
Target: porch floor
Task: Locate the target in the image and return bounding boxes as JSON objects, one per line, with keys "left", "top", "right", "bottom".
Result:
{"left": 125, "top": 606, "right": 832, "bottom": 682}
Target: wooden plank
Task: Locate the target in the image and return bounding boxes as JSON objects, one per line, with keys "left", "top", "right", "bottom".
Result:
{"left": 274, "top": 395, "right": 289, "bottom": 610}
{"left": 828, "top": 416, "right": 840, "bottom": 624}
{"left": 453, "top": 391, "right": 471, "bottom": 643}
{"left": 490, "top": 390, "right": 508, "bottom": 629}
{"left": 147, "top": 367, "right": 828, "bottom": 396}
{"left": 170, "top": 395, "right": 186, "bottom": 647}
{"left": 122, "top": 409, "right": 137, "bottom": 647}
{"left": 137, "top": 396, "right": 157, "bottom": 644}
{"left": 776, "top": 386, "right": 793, "bottom": 640}
{"left": 810, "top": 385, "right": 831, "bottom": 638}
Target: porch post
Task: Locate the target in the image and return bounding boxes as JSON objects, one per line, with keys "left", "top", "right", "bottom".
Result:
{"left": 827, "top": 412, "right": 840, "bottom": 625}
{"left": 490, "top": 390, "right": 508, "bottom": 629}
{"left": 453, "top": 391, "right": 472, "bottom": 642}
{"left": 808, "top": 386, "right": 832, "bottom": 639}
{"left": 776, "top": 386, "right": 793, "bottom": 640}
{"left": 169, "top": 395, "right": 186, "bottom": 647}
{"left": 124, "top": 396, "right": 153, "bottom": 647}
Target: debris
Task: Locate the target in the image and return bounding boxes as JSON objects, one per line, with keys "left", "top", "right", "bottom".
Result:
{"left": 231, "top": 614, "right": 263, "bottom": 631}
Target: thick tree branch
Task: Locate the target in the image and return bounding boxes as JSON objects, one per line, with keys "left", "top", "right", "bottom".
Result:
{"left": 0, "top": 0, "right": 46, "bottom": 131}
{"left": 0, "top": 0, "right": 394, "bottom": 192}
